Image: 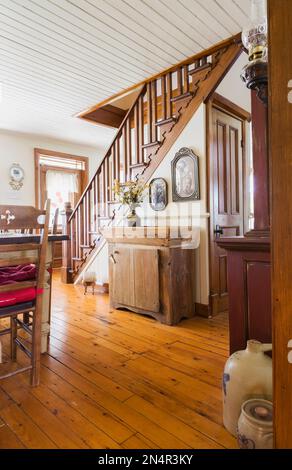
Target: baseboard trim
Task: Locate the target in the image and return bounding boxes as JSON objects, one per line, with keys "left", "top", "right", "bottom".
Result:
{"left": 195, "top": 302, "right": 211, "bottom": 318}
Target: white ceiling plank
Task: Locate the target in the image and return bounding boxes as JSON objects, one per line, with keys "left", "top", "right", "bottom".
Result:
{"left": 0, "top": 32, "right": 122, "bottom": 96}
{"left": 14, "top": 0, "right": 167, "bottom": 71}
{"left": 105, "top": 0, "right": 191, "bottom": 58}
{"left": 215, "top": 0, "right": 250, "bottom": 27}
{"left": 0, "top": 34, "right": 127, "bottom": 97}
{"left": 142, "top": 0, "right": 212, "bottom": 50}
{"left": 0, "top": 14, "right": 139, "bottom": 89}
{"left": 181, "top": 0, "right": 235, "bottom": 36}
{"left": 2, "top": 88, "right": 78, "bottom": 116}
{"left": 0, "top": 35, "right": 127, "bottom": 94}
{"left": 0, "top": 72, "right": 90, "bottom": 110}
{"left": 0, "top": 61, "right": 103, "bottom": 105}
{"left": 2, "top": 0, "right": 155, "bottom": 76}
{"left": 120, "top": 0, "right": 200, "bottom": 55}
{"left": 63, "top": 0, "right": 181, "bottom": 64}
{"left": 162, "top": 0, "right": 222, "bottom": 44}
{"left": 233, "top": 0, "right": 251, "bottom": 16}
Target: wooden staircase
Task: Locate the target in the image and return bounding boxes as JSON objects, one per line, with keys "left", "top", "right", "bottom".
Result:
{"left": 62, "top": 36, "right": 242, "bottom": 283}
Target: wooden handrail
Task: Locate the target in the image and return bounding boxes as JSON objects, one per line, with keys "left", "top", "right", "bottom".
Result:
{"left": 77, "top": 33, "right": 241, "bottom": 118}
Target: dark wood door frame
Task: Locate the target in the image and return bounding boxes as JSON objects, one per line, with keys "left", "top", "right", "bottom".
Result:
{"left": 206, "top": 93, "right": 251, "bottom": 315}
{"left": 269, "top": 0, "right": 292, "bottom": 448}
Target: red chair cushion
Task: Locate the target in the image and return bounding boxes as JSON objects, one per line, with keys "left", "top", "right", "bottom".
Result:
{"left": 0, "top": 287, "right": 38, "bottom": 308}
{"left": 0, "top": 264, "right": 36, "bottom": 285}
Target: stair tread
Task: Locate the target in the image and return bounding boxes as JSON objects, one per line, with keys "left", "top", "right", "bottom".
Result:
{"left": 129, "top": 162, "right": 147, "bottom": 169}
{"left": 171, "top": 92, "right": 193, "bottom": 103}
{"left": 188, "top": 62, "right": 212, "bottom": 76}
{"left": 141, "top": 140, "right": 160, "bottom": 149}
{"left": 155, "top": 117, "right": 176, "bottom": 126}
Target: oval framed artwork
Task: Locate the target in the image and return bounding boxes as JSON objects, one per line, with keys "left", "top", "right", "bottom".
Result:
{"left": 171, "top": 147, "right": 200, "bottom": 201}
{"left": 149, "top": 178, "right": 168, "bottom": 211}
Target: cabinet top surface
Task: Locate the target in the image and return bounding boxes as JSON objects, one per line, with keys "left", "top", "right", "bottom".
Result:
{"left": 101, "top": 226, "right": 199, "bottom": 247}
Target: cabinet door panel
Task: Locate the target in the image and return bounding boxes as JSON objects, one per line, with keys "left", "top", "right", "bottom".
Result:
{"left": 112, "top": 247, "right": 134, "bottom": 306}
{"left": 133, "top": 248, "right": 160, "bottom": 312}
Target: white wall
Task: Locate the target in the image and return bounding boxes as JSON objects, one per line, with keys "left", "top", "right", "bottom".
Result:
{"left": 140, "top": 104, "right": 209, "bottom": 305}
{"left": 217, "top": 52, "right": 251, "bottom": 112}
{"left": 0, "top": 129, "right": 103, "bottom": 205}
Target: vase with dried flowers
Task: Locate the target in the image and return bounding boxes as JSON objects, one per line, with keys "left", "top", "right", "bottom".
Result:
{"left": 113, "top": 179, "right": 146, "bottom": 227}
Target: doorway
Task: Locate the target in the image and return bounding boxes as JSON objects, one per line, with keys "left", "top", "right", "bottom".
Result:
{"left": 207, "top": 94, "right": 251, "bottom": 315}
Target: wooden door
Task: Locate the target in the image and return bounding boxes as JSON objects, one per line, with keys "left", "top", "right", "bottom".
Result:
{"left": 209, "top": 106, "right": 245, "bottom": 314}
{"left": 133, "top": 248, "right": 160, "bottom": 312}
{"left": 112, "top": 247, "right": 135, "bottom": 307}
{"left": 112, "top": 246, "right": 160, "bottom": 313}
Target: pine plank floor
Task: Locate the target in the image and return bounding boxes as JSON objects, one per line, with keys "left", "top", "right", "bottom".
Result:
{"left": 0, "top": 271, "right": 236, "bottom": 449}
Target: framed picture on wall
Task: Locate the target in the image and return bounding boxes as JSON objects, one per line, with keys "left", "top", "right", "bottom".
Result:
{"left": 171, "top": 147, "right": 200, "bottom": 201}
{"left": 149, "top": 178, "right": 168, "bottom": 211}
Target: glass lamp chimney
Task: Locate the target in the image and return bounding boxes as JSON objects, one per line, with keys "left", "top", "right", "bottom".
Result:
{"left": 242, "top": 0, "right": 267, "bottom": 62}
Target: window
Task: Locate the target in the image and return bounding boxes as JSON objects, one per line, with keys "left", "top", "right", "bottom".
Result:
{"left": 35, "top": 148, "right": 89, "bottom": 227}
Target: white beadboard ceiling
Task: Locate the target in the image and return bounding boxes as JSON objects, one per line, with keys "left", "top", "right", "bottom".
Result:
{"left": 0, "top": 0, "right": 250, "bottom": 148}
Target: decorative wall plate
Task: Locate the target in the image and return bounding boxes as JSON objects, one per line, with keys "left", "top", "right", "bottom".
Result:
{"left": 9, "top": 163, "right": 24, "bottom": 190}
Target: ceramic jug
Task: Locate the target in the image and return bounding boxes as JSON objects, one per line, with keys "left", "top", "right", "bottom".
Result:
{"left": 222, "top": 340, "right": 272, "bottom": 436}
{"left": 237, "top": 399, "right": 273, "bottom": 449}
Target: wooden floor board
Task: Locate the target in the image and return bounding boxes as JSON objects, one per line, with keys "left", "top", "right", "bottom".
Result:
{"left": 0, "top": 271, "right": 236, "bottom": 449}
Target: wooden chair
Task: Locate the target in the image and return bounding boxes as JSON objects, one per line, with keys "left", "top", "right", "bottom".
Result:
{"left": 0, "top": 201, "right": 50, "bottom": 386}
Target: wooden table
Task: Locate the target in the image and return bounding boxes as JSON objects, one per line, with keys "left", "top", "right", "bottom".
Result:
{"left": 0, "top": 233, "right": 68, "bottom": 353}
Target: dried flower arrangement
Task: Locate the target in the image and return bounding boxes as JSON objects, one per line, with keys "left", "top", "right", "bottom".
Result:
{"left": 112, "top": 179, "right": 146, "bottom": 207}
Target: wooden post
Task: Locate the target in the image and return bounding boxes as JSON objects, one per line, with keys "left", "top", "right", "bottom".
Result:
{"left": 269, "top": 0, "right": 292, "bottom": 448}
{"left": 246, "top": 91, "right": 270, "bottom": 236}
{"left": 61, "top": 202, "right": 73, "bottom": 283}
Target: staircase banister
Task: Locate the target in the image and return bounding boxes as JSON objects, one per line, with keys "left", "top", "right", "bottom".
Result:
{"left": 69, "top": 84, "right": 147, "bottom": 222}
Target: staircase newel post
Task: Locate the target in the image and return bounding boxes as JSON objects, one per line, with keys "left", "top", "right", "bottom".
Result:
{"left": 61, "top": 201, "right": 74, "bottom": 284}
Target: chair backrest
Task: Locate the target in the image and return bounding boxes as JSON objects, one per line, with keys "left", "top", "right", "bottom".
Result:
{"left": 0, "top": 201, "right": 51, "bottom": 293}
{"left": 0, "top": 205, "right": 47, "bottom": 232}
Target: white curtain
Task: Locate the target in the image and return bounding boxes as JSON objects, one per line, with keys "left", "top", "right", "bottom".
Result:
{"left": 46, "top": 170, "right": 78, "bottom": 225}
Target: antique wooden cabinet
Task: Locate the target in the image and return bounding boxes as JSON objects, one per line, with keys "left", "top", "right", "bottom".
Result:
{"left": 102, "top": 227, "right": 196, "bottom": 325}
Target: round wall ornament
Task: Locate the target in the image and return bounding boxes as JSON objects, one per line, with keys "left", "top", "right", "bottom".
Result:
{"left": 9, "top": 163, "right": 24, "bottom": 190}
